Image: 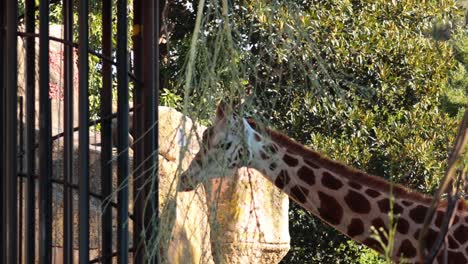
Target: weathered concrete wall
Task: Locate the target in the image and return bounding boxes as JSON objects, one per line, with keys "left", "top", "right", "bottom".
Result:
{"left": 206, "top": 168, "right": 290, "bottom": 264}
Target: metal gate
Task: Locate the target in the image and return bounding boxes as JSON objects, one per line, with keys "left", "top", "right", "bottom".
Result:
{"left": 1, "top": 0, "right": 162, "bottom": 263}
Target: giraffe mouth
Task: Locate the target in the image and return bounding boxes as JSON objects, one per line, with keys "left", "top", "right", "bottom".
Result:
{"left": 178, "top": 172, "right": 197, "bottom": 192}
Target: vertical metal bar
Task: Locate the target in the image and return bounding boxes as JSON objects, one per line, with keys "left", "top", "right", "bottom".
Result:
{"left": 142, "top": 0, "right": 155, "bottom": 261}
{"left": 117, "top": 0, "right": 130, "bottom": 261}
{"left": 142, "top": 0, "right": 156, "bottom": 233}
{"left": 38, "top": 0, "right": 52, "bottom": 262}
{"left": 0, "top": 0, "right": 6, "bottom": 261}
{"left": 101, "top": 0, "right": 113, "bottom": 263}
{"left": 24, "top": 0, "right": 36, "bottom": 262}
{"left": 132, "top": 0, "right": 144, "bottom": 261}
{"left": 154, "top": 0, "right": 162, "bottom": 235}
{"left": 18, "top": 96, "right": 24, "bottom": 264}
{"left": 153, "top": 1, "right": 163, "bottom": 262}
{"left": 78, "top": 0, "right": 90, "bottom": 261}
{"left": 63, "top": 0, "right": 74, "bottom": 263}
{"left": 142, "top": 0, "right": 155, "bottom": 182}
{"left": 5, "top": 0, "right": 18, "bottom": 262}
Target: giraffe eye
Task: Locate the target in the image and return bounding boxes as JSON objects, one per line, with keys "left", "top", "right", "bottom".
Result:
{"left": 223, "top": 142, "right": 232, "bottom": 150}
{"left": 202, "top": 127, "right": 213, "bottom": 142}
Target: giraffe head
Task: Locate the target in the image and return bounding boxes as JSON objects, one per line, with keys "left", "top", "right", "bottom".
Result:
{"left": 179, "top": 101, "right": 255, "bottom": 191}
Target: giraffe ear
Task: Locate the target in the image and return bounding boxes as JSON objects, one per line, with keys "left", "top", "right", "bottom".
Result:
{"left": 215, "top": 100, "right": 232, "bottom": 123}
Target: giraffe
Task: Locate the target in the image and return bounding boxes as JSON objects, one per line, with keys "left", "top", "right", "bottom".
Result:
{"left": 179, "top": 102, "right": 468, "bottom": 263}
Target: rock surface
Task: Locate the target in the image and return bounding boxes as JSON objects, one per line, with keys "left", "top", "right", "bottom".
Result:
{"left": 206, "top": 168, "right": 290, "bottom": 264}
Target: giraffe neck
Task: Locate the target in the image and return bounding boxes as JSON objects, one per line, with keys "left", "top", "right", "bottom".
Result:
{"left": 242, "top": 119, "right": 468, "bottom": 263}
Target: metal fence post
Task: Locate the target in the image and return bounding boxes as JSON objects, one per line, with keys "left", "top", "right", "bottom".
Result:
{"left": 5, "top": 0, "right": 18, "bottom": 262}
{"left": 24, "top": 0, "right": 36, "bottom": 262}
{"left": 38, "top": 0, "right": 53, "bottom": 262}
{"left": 78, "top": 0, "right": 90, "bottom": 260}
{"left": 63, "top": 0, "right": 74, "bottom": 262}
{"left": 117, "top": 0, "right": 130, "bottom": 262}
{"left": 0, "top": 0, "right": 6, "bottom": 260}
{"left": 101, "top": 0, "right": 113, "bottom": 263}
{"left": 132, "top": 0, "right": 145, "bottom": 261}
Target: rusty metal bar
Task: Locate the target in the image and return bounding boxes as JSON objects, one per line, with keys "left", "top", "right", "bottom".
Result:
{"left": 101, "top": 0, "right": 113, "bottom": 263}
{"left": 63, "top": 0, "right": 74, "bottom": 262}
{"left": 5, "top": 0, "right": 18, "bottom": 262}
{"left": 117, "top": 0, "right": 130, "bottom": 261}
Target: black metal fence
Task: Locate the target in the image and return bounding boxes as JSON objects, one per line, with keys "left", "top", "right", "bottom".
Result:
{"left": 1, "top": 0, "right": 161, "bottom": 263}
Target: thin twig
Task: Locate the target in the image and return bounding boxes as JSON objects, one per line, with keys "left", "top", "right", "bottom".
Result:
{"left": 418, "top": 110, "right": 468, "bottom": 262}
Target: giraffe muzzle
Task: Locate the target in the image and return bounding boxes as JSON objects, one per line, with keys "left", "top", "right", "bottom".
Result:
{"left": 178, "top": 172, "right": 197, "bottom": 192}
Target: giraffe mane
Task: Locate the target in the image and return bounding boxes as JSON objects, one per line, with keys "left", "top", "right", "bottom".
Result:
{"left": 246, "top": 119, "right": 457, "bottom": 207}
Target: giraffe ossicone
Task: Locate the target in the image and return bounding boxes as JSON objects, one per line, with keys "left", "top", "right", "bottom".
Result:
{"left": 179, "top": 102, "right": 468, "bottom": 263}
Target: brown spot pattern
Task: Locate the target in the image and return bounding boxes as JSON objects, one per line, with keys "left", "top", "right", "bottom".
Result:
{"left": 259, "top": 150, "right": 269, "bottom": 160}
{"left": 334, "top": 163, "right": 347, "bottom": 173}
{"left": 372, "top": 218, "right": 386, "bottom": 229}
{"left": 447, "top": 251, "right": 467, "bottom": 263}
{"left": 365, "top": 189, "right": 380, "bottom": 198}
{"left": 290, "top": 185, "right": 309, "bottom": 204}
{"left": 396, "top": 217, "right": 409, "bottom": 234}
{"left": 409, "top": 205, "right": 428, "bottom": 224}
{"left": 347, "top": 218, "right": 364, "bottom": 237}
{"left": 362, "top": 238, "right": 382, "bottom": 252}
{"left": 318, "top": 191, "right": 343, "bottom": 226}
{"left": 402, "top": 200, "right": 413, "bottom": 207}
{"left": 345, "top": 190, "right": 371, "bottom": 214}
{"left": 448, "top": 236, "right": 459, "bottom": 249}
{"left": 321, "top": 172, "right": 343, "bottom": 190}
{"left": 266, "top": 144, "right": 278, "bottom": 154}
{"left": 397, "top": 239, "right": 417, "bottom": 258}
{"left": 458, "top": 201, "right": 465, "bottom": 211}
{"left": 453, "top": 225, "right": 468, "bottom": 245}
{"left": 297, "top": 166, "right": 315, "bottom": 186}
{"left": 274, "top": 170, "right": 290, "bottom": 189}
{"left": 372, "top": 218, "right": 388, "bottom": 245}
{"left": 304, "top": 159, "right": 319, "bottom": 169}
{"left": 377, "top": 198, "right": 404, "bottom": 215}
{"left": 348, "top": 181, "right": 362, "bottom": 190}
{"left": 254, "top": 133, "right": 261, "bottom": 141}
{"left": 434, "top": 211, "right": 444, "bottom": 228}
{"left": 283, "top": 154, "right": 299, "bottom": 167}
{"left": 419, "top": 228, "right": 438, "bottom": 251}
